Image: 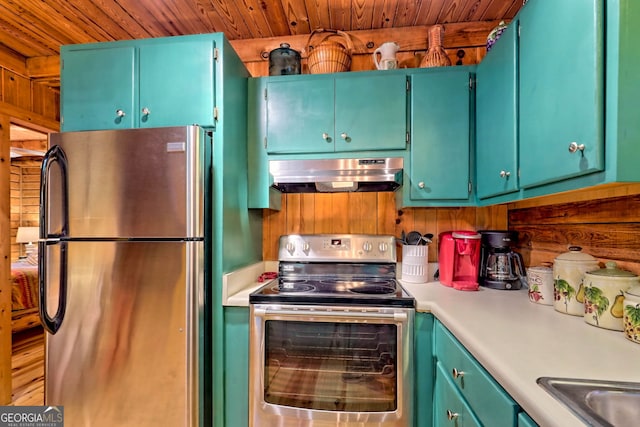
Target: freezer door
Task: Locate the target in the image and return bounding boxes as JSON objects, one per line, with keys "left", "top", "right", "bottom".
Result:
{"left": 42, "top": 239, "right": 203, "bottom": 426}
{"left": 45, "top": 126, "right": 207, "bottom": 239}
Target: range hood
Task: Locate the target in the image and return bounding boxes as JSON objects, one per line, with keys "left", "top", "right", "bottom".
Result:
{"left": 269, "top": 157, "right": 403, "bottom": 193}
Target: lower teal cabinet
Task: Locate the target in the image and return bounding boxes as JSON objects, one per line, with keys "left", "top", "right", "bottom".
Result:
{"left": 518, "top": 411, "right": 539, "bottom": 427}
{"left": 434, "top": 362, "right": 482, "bottom": 427}
{"left": 415, "top": 312, "right": 434, "bottom": 427}
{"left": 434, "top": 320, "right": 519, "bottom": 427}
{"left": 223, "top": 306, "right": 249, "bottom": 427}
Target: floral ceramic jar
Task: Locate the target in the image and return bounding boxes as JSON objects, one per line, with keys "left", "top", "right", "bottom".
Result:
{"left": 583, "top": 262, "right": 639, "bottom": 331}
{"left": 553, "top": 246, "right": 599, "bottom": 316}
{"left": 623, "top": 283, "right": 640, "bottom": 344}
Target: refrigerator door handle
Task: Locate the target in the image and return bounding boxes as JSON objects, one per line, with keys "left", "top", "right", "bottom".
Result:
{"left": 39, "top": 145, "right": 69, "bottom": 334}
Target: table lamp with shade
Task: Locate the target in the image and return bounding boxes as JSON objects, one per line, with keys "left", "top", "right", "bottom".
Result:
{"left": 16, "top": 226, "right": 39, "bottom": 259}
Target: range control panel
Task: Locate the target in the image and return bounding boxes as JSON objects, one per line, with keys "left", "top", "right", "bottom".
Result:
{"left": 278, "top": 234, "right": 396, "bottom": 263}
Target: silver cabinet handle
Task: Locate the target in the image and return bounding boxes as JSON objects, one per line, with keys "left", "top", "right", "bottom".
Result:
{"left": 340, "top": 132, "right": 348, "bottom": 140}
{"left": 322, "top": 132, "right": 330, "bottom": 142}
{"left": 446, "top": 410, "right": 459, "bottom": 420}
{"left": 115, "top": 109, "right": 126, "bottom": 117}
{"left": 418, "top": 181, "right": 425, "bottom": 189}
{"left": 568, "top": 142, "right": 585, "bottom": 153}
{"left": 452, "top": 368, "right": 465, "bottom": 379}
{"left": 142, "top": 107, "right": 150, "bottom": 116}
{"left": 500, "top": 170, "right": 511, "bottom": 178}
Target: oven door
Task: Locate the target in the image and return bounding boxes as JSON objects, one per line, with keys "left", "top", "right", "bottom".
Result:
{"left": 249, "top": 304, "right": 414, "bottom": 427}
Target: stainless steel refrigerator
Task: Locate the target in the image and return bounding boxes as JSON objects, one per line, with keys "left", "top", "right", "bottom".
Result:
{"left": 39, "top": 125, "right": 211, "bottom": 426}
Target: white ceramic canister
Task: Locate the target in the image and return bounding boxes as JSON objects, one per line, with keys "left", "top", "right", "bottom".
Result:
{"left": 401, "top": 245, "right": 429, "bottom": 283}
{"left": 623, "top": 283, "right": 640, "bottom": 344}
{"left": 553, "top": 246, "right": 599, "bottom": 316}
{"left": 583, "top": 262, "right": 639, "bottom": 331}
{"left": 527, "top": 264, "right": 554, "bottom": 305}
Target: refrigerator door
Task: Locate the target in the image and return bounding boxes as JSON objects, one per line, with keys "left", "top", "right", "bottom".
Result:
{"left": 42, "top": 239, "right": 203, "bottom": 426}
{"left": 45, "top": 126, "right": 206, "bottom": 239}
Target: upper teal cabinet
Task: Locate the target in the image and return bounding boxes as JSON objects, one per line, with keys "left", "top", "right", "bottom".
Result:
{"left": 61, "top": 35, "right": 218, "bottom": 131}
{"left": 264, "top": 72, "right": 408, "bottom": 154}
{"left": 518, "top": 0, "right": 604, "bottom": 188}
{"left": 475, "top": 20, "right": 519, "bottom": 200}
{"left": 399, "top": 67, "right": 474, "bottom": 207}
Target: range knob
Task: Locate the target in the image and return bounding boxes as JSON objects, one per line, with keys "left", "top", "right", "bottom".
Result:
{"left": 285, "top": 241, "right": 295, "bottom": 255}
{"left": 378, "top": 242, "right": 388, "bottom": 253}
{"left": 302, "top": 242, "right": 311, "bottom": 255}
{"left": 362, "top": 241, "right": 373, "bottom": 252}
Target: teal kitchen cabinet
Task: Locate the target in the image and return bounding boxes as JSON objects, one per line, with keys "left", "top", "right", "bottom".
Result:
{"left": 433, "top": 362, "right": 482, "bottom": 427}
{"left": 475, "top": 19, "right": 519, "bottom": 201}
{"left": 264, "top": 71, "right": 408, "bottom": 154}
{"left": 518, "top": 0, "right": 604, "bottom": 189}
{"left": 414, "top": 312, "right": 434, "bottom": 427}
{"left": 223, "top": 307, "right": 249, "bottom": 427}
{"left": 61, "top": 34, "right": 218, "bottom": 131}
{"left": 398, "top": 67, "right": 475, "bottom": 207}
{"left": 434, "top": 320, "right": 519, "bottom": 427}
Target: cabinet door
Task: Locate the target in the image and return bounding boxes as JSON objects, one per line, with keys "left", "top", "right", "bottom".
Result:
{"left": 265, "top": 78, "right": 334, "bottom": 154}
{"left": 61, "top": 46, "right": 136, "bottom": 131}
{"left": 414, "top": 313, "right": 434, "bottom": 427}
{"left": 334, "top": 73, "right": 407, "bottom": 152}
{"left": 139, "top": 39, "right": 216, "bottom": 128}
{"left": 434, "top": 362, "right": 482, "bottom": 427}
{"left": 410, "top": 70, "right": 471, "bottom": 201}
{"left": 476, "top": 21, "right": 519, "bottom": 200}
{"left": 519, "top": 0, "right": 604, "bottom": 188}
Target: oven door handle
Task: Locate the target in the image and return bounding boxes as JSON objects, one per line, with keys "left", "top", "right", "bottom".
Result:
{"left": 253, "top": 307, "right": 408, "bottom": 321}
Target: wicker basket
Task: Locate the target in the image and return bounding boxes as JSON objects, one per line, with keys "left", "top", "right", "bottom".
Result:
{"left": 306, "top": 29, "right": 353, "bottom": 74}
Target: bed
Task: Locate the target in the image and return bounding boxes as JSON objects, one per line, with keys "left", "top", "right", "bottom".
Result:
{"left": 11, "top": 260, "right": 41, "bottom": 333}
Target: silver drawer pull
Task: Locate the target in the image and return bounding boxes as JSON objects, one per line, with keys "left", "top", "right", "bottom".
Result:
{"left": 447, "top": 409, "right": 459, "bottom": 420}
{"left": 452, "top": 368, "right": 465, "bottom": 379}
{"left": 568, "top": 141, "right": 585, "bottom": 153}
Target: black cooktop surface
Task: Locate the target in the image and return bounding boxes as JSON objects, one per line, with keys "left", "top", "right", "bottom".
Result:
{"left": 250, "top": 276, "right": 415, "bottom": 307}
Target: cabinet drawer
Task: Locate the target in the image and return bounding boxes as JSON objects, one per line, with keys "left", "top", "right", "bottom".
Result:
{"left": 434, "top": 361, "right": 482, "bottom": 427}
{"left": 434, "top": 321, "right": 519, "bottom": 427}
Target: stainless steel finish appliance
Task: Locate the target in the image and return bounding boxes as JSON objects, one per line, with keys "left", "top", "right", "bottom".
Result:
{"left": 39, "top": 126, "right": 210, "bottom": 426}
{"left": 249, "top": 234, "right": 415, "bottom": 427}
{"left": 479, "top": 230, "right": 527, "bottom": 290}
{"left": 269, "top": 157, "right": 403, "bottom": 193}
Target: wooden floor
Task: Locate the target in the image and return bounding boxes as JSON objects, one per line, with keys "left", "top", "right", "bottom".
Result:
{"left": 10, "top": 327, "right": 45, "bottom": 406}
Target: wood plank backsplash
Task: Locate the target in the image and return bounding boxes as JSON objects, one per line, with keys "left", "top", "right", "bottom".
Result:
{"left": 263, "top": 184, "right": 640, "bottom": 278}
{"left": 261, "top": 192, "right": 508, "bottom": 260}
{"left": 509, "top": 189, "right": 640, "bottom": 275}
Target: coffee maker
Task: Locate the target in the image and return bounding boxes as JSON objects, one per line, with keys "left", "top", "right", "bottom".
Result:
{"left": 438, "top": 231, "right": 482, "bottom": 291}
{"left": 479, "top": 230, "right": 526, "bottom": 290}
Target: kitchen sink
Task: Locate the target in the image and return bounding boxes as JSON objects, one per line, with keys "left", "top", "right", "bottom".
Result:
{"left": 537, "top": 377, "right": 640, "bottom": 427}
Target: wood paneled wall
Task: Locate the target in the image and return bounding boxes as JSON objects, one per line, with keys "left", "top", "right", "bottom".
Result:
{"left": 508, "top": 184, "right": 640, "bottom": 275}
{"left": 262, "top": 192, "right": 508, "bottom": 260}
{"left": 10, "top": 157, "right": 41, "bottom": 260}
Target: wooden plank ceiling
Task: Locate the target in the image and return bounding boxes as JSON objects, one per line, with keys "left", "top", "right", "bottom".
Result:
{"left": 0, "top": 0, "right": 522, "bottom": 59}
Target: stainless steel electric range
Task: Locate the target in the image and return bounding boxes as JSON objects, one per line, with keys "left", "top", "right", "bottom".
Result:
{"left": 249, "top": 234, "right": 415, "bottom": 427}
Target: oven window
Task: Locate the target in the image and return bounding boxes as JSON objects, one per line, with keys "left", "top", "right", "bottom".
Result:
{"left": 264, "top": 320, "right": 397, "bottom": 412}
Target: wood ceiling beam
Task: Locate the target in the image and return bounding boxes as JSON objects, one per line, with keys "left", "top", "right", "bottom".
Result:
{"left": 26, "top": 56, "right": 59, "bottom": 80}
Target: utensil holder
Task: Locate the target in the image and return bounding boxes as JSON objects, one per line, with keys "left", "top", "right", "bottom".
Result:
{"left": 402, "top": 245, "right": 429, "bottom": 283}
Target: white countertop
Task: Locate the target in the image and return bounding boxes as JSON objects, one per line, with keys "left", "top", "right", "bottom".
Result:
{"left": 402, "top": 280, "right": 640, "bottom": 427}
{"left": 223, "top": 263, "right": 640, "bottom": 426}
